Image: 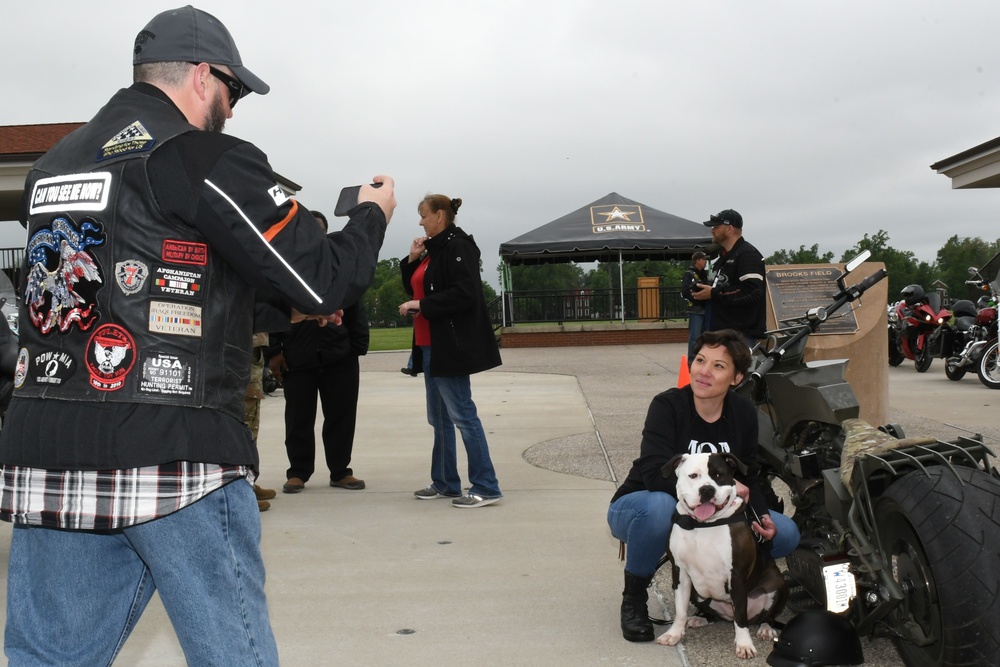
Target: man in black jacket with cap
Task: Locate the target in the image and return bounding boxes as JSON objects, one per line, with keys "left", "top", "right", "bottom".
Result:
{"left": 0, "top": 6, "right": 395, "bottom": 664}
{"left": 691, "top": 209, "right": 767, "bottom": 345}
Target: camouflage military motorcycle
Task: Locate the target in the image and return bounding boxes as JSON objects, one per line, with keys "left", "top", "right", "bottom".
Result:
{"left": 737, "top": 251, "right": 1000, "bottom": 667}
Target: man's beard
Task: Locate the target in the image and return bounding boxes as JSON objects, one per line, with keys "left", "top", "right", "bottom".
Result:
{"left": 204, "top": 88, "right": 227, "bottom": 133}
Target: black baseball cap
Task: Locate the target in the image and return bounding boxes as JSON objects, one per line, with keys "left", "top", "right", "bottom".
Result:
{"left": 692, "top": 251, "right": 708, "bottom": 261}
{"left": 703, "top": 209, "right": 743, "bottom": 229}
{"left": 133, "top": 6, "right": 269, "bottom": 96}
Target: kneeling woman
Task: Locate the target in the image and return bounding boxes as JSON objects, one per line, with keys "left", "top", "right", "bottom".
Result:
{"left": 607, "top": 329, "right": 800, "bottom": 642}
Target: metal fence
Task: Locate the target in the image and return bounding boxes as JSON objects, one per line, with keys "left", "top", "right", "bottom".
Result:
{"left": 488, "top": 287, "right": 688, "bottom": 328}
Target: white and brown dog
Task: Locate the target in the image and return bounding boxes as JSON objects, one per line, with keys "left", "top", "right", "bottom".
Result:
{"left": 656, "top": 452, "right": 787, "bottom": 659}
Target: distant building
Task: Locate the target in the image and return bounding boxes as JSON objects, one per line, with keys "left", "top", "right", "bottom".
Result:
{"left": 931, "top": 136, "right": 1000, "bottom": 189}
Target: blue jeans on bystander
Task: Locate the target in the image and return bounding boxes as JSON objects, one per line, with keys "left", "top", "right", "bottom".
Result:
{"left": 420, "top": 346, "right": 501, "bottom": 498}
{"left": 5, "top": 480, "right": 278, "bottom": 666}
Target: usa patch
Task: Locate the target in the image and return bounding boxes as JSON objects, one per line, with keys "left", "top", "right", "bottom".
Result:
{"left": 138, "top": 351, "right": 195, "bottom": 398}
{"left": 85, "top": 323, "right": 135, "bottom": 391}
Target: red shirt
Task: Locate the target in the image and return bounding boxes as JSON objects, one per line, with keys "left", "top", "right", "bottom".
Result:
{"left": 411, "top": 257, "right": 431, "bottom": 346}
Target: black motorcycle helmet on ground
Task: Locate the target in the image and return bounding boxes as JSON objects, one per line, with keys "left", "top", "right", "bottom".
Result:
{"left": 766, "top": 610, "right": 864, "bottom": 667}
{"left": 901, "top": 284, "right": 926, "bottom": 307}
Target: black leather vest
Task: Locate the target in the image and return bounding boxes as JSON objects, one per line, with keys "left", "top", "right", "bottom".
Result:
{"left": 15, "top": 88, "right": 252, "bottom": 421}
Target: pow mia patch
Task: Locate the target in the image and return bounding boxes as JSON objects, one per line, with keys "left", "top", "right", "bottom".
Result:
{"left": 30, "top": 349, "right": 76, "bottom": 386}
{"left": 149, "top": 301, "right": 202, "bottom": 337}
{"left": 138, "top": 351, "right": 195, "bottom": 398}
{"left": 85, "top": 323, "right": 136, "bottom": 391}
{"left": 13, "top": 348, "right": 27, "bottom": 389}
{"left": 115, "top": 259, "right": 149, "bottom": 295}
{"left": 98, "top": 121, "right": 156, "bottom": 161}
{"left": 151, "top": 265, "right": 204, "bottom": 301}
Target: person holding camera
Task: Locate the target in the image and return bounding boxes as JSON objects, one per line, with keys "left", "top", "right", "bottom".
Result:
{"left": 398, "top": 194, "right": 502, "bottom": 508}
{"left": 690, "top": 209, "right": 766, "bottom": 346}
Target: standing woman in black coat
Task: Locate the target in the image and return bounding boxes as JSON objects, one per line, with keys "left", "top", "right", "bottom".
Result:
{"left": 399, "top": 194, "right": 503, "bottom": 508}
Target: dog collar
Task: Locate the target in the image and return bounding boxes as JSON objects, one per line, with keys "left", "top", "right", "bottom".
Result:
{"left": 672, "top": 508, "right": 747, "bottom": 531}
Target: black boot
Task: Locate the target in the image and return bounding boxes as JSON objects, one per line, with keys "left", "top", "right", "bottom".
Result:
{"left": 621, "top": 571, "right": 654, "bottom": 642}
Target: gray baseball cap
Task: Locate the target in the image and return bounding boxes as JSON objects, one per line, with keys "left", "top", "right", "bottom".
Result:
{"left": 133, "top": 5, "right": 269, "bottom": 96}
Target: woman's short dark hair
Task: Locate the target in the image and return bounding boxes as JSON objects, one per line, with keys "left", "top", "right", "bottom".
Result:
{"left": 419, "top": 194, "right": 462, "bottom": 225}
{"left": 693, "top": 329, "right": 752, "bottom": 376}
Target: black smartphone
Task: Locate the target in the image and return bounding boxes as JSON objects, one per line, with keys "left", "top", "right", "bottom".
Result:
{"left": 333, "top": 182, "right": 383, "bottom": 217}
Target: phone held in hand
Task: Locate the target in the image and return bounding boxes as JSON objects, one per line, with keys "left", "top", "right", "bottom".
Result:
{"left": 333, "top": 182, "right": 383, "bottom": 217}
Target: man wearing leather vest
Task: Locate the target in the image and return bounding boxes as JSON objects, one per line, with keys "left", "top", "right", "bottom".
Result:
{"left": 0, "top": 7, "right": 396, "bottom": 665}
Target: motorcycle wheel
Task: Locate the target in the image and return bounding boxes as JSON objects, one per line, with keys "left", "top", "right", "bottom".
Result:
{"left": 888, "top": 341, "right": 905, "bottom": 367}
{"left": 977, "top": 339, "right": 1000, "bottom": 390}
{"left": 943, "top": 356, "right": 966, "bottom": 381}
{"left": 914, "top": 346, "right": 933, "bottom": 373}
{"left": 876, "top": 467, "right": 1000, "bottom": 667}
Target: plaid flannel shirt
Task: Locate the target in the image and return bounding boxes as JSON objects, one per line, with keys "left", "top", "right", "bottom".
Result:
{"left": 0, "top": 461, "right": 253, "bottom": 530}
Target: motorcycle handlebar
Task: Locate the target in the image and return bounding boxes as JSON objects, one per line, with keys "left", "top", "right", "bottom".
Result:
{"left": 743, "top": 266, "right": 887, "bottom": 390}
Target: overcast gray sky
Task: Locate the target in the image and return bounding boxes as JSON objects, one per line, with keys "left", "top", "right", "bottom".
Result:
{"left": 4, "top": 1, "right": 1000, "bottom": 287}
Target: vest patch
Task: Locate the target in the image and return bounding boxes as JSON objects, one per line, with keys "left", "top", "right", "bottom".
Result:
{"left": 29, "top": 349, "right": 76, "bottom": 386}
{"left": 138, "top": 351, "right": 195, "bottom": 397}
{"left": 86, "top": 323, "right": 136, "bottom": 391}
{"left": 13, "top": 348, "right": 27, "bottom": 389}
{"left": 115, "top": 259, "right": 149, "bottom": 295}
{"left": 29, "top": 173, "right": 112, "bottom": 214}
{"left": 97, "top": 120, "right": 156, "bottom": 161}
{"left": 26, "top": 215, "right": 105, "bottom": 335}
{"left": 149, "top": 301, "right": 202, "bottom": 337}
{"left": 162, "top": 240, "right": 208, "bottom": 266}
{"left": 150, "top": 265, "right": 204, "bottom": 301}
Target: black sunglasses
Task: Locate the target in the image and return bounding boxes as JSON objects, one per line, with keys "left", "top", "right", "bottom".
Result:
{"left": 192, "top": 63, "right": 247, "bottom": 108}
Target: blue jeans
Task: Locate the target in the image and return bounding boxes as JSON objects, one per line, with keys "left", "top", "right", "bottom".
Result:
{"left": 607, "top": 490, "right": 800, "bottom": 577}
{"left": 5, "top": 480, "right": 278, "bottom": 666}
{"left": 687, "top": 311, "right": 706, "bottom": 361}
{"left": 421, "top": 346, "right": 501, "bottom": 498}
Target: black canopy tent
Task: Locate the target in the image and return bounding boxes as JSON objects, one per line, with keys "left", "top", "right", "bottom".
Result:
{"left": 498, "top": 192, "right": 714, "bottom": 323}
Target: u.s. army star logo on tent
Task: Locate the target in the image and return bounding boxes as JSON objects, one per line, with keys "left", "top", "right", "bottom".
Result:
{"left": 590, "top": 205, "right": 646, "bottom": 233}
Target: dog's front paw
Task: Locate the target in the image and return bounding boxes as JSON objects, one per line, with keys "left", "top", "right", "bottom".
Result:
{"left": 756, "top": 622, "right": 779, "bottom": 641}
{"left": 735, "top": 626, "right": 757, "bottom": 659}
{"left": 655, "top": 626, "right": 685, "bottom": 646}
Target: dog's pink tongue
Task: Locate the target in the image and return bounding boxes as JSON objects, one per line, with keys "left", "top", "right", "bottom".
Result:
{"left": 693, "top": 503, "right": 716, "bottom": 522}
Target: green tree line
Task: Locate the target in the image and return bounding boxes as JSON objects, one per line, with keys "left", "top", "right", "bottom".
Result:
{"left": 361, "top": 230, "right": 1000, "bottom": 326}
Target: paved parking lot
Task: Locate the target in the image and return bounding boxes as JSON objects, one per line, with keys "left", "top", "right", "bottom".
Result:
{"left": 0, "top": 343, "right": 994, "bottom": 665}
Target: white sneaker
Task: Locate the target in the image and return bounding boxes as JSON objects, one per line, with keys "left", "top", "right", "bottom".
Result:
{"left": 451, "top": 492, "right": 502, "bottom": 508}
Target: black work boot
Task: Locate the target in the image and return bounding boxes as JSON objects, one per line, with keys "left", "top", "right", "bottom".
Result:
{"left": 621, "top": 571, "right": 654, "bottom": 642}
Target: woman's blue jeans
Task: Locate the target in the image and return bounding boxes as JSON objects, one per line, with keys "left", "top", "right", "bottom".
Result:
{"left": 4, "top": 480, "right": 278, "bottom": 666}
{"left": 421, "top": 346, "right": 501, "bottom": 498}
{"left": 607, "top": 490, "right": 800, "bottom": 577}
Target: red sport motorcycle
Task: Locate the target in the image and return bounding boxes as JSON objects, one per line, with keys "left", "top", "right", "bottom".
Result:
{"left": 894, "top": 285, "right": 950, "bottom": 372}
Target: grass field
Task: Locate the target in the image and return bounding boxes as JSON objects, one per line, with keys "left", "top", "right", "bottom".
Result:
{"left": 369, "top": 327, "right": 412, "bottom": 351}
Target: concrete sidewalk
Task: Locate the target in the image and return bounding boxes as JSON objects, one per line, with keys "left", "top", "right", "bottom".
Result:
{"left": 2, "top": 343, "right": 996, "bottom": 665}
